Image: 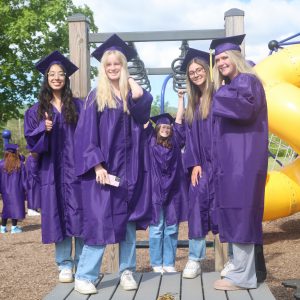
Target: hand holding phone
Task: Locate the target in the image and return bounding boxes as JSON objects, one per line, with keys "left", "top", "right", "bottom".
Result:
{"left": 105, "top": 174, "right": 121, "bottom": 187}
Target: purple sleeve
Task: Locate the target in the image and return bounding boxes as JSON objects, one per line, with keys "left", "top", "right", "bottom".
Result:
{"left": 24, "top": 106, "right": 50, "bottom": 153}
{"left": 74, "top": 90, "right": 106, "bottom": 176}
{"left": 213, "top": 74, "right": 262, "bottom": 122}
{"left": 183, "top": 122, "right": 201, "bottom": 170}
{"left": 21, "top": 163, "right": 27, "bottom": 195}
{"left": 128, "top": 89, "right": 153, "bottom": 124}
{"left": 173, "top": 122, "right": 185, "bottom": 149}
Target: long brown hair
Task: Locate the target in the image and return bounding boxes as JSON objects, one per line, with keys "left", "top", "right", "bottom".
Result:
{"left": 185, "top": 58, "right": 213, "bottom": 124}
{"left": 155, "top": 124, "right": 173, "bottom": 149}
{"left": 4, "top": 151, "right": 21, "bottom": 174}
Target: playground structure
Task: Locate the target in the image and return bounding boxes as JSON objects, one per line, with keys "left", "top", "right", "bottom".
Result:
{"left": 66, "top": 9, "right": 300, "bottom": 222}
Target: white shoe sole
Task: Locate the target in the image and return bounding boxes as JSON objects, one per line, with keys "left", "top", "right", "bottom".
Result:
{"left": 75, "top": 286, "right": 97, "bottom": 294}
{"left": 183, "top": 272, "right": 201, "bottom": 279}
{"left": 59, "top": 277, "right": 74, "bottom": 283}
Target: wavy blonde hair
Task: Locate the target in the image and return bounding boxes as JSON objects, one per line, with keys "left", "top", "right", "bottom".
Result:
{"left": 213, "top": 50, "right": 260, "bottom": 90}
{"left": 96, "top": 50, "right": 130, "bottom": 113}
{"left": 185, "top": 58, "right": 213, "bottom": 124}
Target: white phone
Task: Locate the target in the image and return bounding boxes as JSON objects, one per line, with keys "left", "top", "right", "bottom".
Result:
{"left": 105, "top": 174, "right": 121, "bottom": 187}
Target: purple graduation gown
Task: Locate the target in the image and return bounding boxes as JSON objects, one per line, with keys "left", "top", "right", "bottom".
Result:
{"left": 184, "top": 107, "right": 218, "bottom": 239}
{"left": 146, "top": 123, "right": 188, "bottom": 226}
{"left": 25, "top": 155, "right": 41, "bottom": 210}
{"left": 24, "top": 98, "right": 84, "bottom": 244}
{"left": 212, "top": 73, "right": 268, "bottom": 244}
{"left": 0, "top": 160, "right": 27, "bottom": 219}
{"left": 74, "top": 89, "right": 153, "bottom": 246}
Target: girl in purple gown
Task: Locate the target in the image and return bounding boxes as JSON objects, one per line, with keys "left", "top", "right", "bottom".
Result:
{"left": 210, "top": 35, "right": 268, "bottom": 290}
{"left": 179, "top": 49, "right": 218, "bottom": 279}
{"left": 73, "top": 34, "right": 153, "bottom": 295}
{"left": 25, "top": 152, "right": 40, "bottom": 216}
{"left": 0, "top": 143, "right": 26, "bottom": 234}
{"left": 24, "top": 51, "right": 84, "bottom": 283}
{"left": 145, "top": 98, "right": 188, "bottom": 274}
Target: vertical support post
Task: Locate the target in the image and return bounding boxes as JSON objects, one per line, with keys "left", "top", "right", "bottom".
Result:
{"left": 68, "top": 14, "right": 91, "bottom": 98}
{"left": 224, "top": 8, "right": 245, "bottom": 56}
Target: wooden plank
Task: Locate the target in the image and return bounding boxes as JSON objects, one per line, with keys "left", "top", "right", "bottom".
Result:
{"left": 214, "top": 234, "right": 228, "bottom": 272}
{"left": 90, "top": 273, "right": 120, "bottom": 300}
{"left": 202, "top": 272, "right": 227, "bottom": 300}
{"left": 134, "top": 272, "right": 161, "bottom": 300}
{"left": 66, "top": 277, "right": 102, "bottom": 300}
{"left": 110, "top": 273, "right": 142, "bottom": 300}
{"left": 158, "top": 273, "right": 181, "bottom": 300}
{"left": 227, "top": 290, "right": 252, "bottom": 300}
{"left": 181, "top": 274, "right": 204, "bottom": 300}
{"left": 249, "top": 282, "right": 276, "bottom": 300}
{"left": 105, "top": 244, "right": 120, "bottom": 273}
{"left": 43, "top": 282, "right": 74, "bottom": 300}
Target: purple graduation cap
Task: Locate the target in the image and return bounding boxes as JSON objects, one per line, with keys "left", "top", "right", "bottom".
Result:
{"left": 91, "top": 33, "right": 137, "bottom": 62}
{"left": 151, "top": 113, "right": 174, "bottom": 125}
{"left": 35, "top": 50, "right": 78, "bottom": 77}
{"left": 5, "top": 143, "right": 18, "bottom": 153}
{"left": 180, "top": 48, "right": 211, "bottom": 72}
{"left": 210, "top": 34, "right": 246, "bottom": 55}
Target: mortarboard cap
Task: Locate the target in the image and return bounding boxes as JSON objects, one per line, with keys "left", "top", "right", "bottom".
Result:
{"left": 35, "top": 50, "right": 78, "bottom": 77}
{"left": 91, "top": 34, "right": 137, "bottom": 62}
{"left": 5, "top": 143, "right": 18, "bottom": 153}
{"left": 150, "top": 113, "right": 174, "bottom": 125}
{"left": 210, "top": 34, "right": 246, "bottom": 56}
{"left": 180, "top": 48, "right": 211, "bottom": 72}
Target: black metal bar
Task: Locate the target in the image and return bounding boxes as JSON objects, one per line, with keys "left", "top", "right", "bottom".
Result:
{"left": 136, "top": 240, "right": 214, "bottom": 249}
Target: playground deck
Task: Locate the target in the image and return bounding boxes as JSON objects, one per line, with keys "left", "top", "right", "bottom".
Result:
{"left": 43, "top": 271, "right": 276, "bottom": 300}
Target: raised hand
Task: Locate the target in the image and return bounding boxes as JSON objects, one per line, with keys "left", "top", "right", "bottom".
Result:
{"left": 45, "top": 112, "right": 53, "bottom": 132}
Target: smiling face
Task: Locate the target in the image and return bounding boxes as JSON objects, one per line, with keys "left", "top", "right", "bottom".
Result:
{"left": 47, "top": 64, "right": 66, "bottom": 91}
{"left": 215, "top": 52, "right": 238, "bottom": 80}
{"left": 188, "top": 62, "right": 207, "bottom": 87}
{"left": 158, "top": 124, "right": 172, "bottom": 138}
{"left": 104, "top": 53, "right": 122, "bottom": 82}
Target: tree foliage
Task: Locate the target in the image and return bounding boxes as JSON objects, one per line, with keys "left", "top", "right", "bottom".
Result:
{"left": 0, "top": 0, "right": 97, "bottom": 125}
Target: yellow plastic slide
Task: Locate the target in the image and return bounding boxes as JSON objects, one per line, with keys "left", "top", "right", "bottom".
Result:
{"left": 255, "top": 45, "right": 300, "bottom": 220}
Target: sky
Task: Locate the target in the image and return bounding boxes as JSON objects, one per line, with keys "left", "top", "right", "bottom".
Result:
{"left": 72, "top": 0, "right": 300, "bottom": 108}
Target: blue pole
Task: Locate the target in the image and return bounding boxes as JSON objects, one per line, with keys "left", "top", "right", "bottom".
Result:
{"left": 160, "top": 74, "right": 173, "bottom": 114}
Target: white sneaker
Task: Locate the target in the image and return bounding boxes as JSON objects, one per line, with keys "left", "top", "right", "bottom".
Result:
{"left": 183, "top": 260, "right": 201, "bottom": 279}
{"left": 120, "top": 270, "right": 138, "bottom": 290}
{"left": 153, "top": 266, "right": 164, "bottom": 273}
{"left": 220, "top": 260, "right": 235, "bottom": 277}
{"left": 27, "top": 209, "right": 40, "bottom": 216}
{"left": 163, "top": 266, "right": 177, "bottom": 273}
{"left": 75, "top": 278, "right": 97, "bottom": 294}
{"left": 59, "top": 269, "right": 73, "bottom": 283}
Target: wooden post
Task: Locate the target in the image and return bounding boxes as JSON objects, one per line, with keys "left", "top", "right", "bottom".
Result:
{"left": 68, "top": 13, "right": 91, "bottom": 98}
{"left": 224, "top": 8, "right": 245, "bottom": 56}
{"left": 106, "top": 244, "right": 120, "bottom": 273}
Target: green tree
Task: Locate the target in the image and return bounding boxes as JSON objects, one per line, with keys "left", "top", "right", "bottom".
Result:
{"left": 0, "top": 0, "right": 97, "bottom": 126}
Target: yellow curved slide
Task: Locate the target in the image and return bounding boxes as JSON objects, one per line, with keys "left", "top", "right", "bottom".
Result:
{"left": 255, "top": 45, "right": 300, "bottom": 221}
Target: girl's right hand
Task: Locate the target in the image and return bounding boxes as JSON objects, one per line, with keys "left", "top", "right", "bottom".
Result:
{"left": 45, "top": 112, "right": 53, "bottom": 132}
{"left": 95, "top": 164, "right": 108, "bottom": 185}
{"left": 191, "top": 165, "right": 202, "bottom": 186}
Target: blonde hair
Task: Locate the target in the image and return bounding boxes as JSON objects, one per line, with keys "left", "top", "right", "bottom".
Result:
{"left": 185, "top": 58, "right": 213, "bottom": 124}
{"left": 213, "top": 50, "right": 260, "bottom": 90}
{"left": 96, "top": 50, "right": 130, "bottom": 113}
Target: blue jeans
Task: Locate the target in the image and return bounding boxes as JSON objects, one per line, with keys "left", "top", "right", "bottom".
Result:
{"left": 188, "top": 238, "right": 206, "bottom": 261}
{"left": 75, "top": 222, "right": 136, "bottom": 282}
{"left": 55, "top": 237, "right": 84, "bottom": 271}
{"left": 149, "top": 210, "right": 178, "bottom": 267}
